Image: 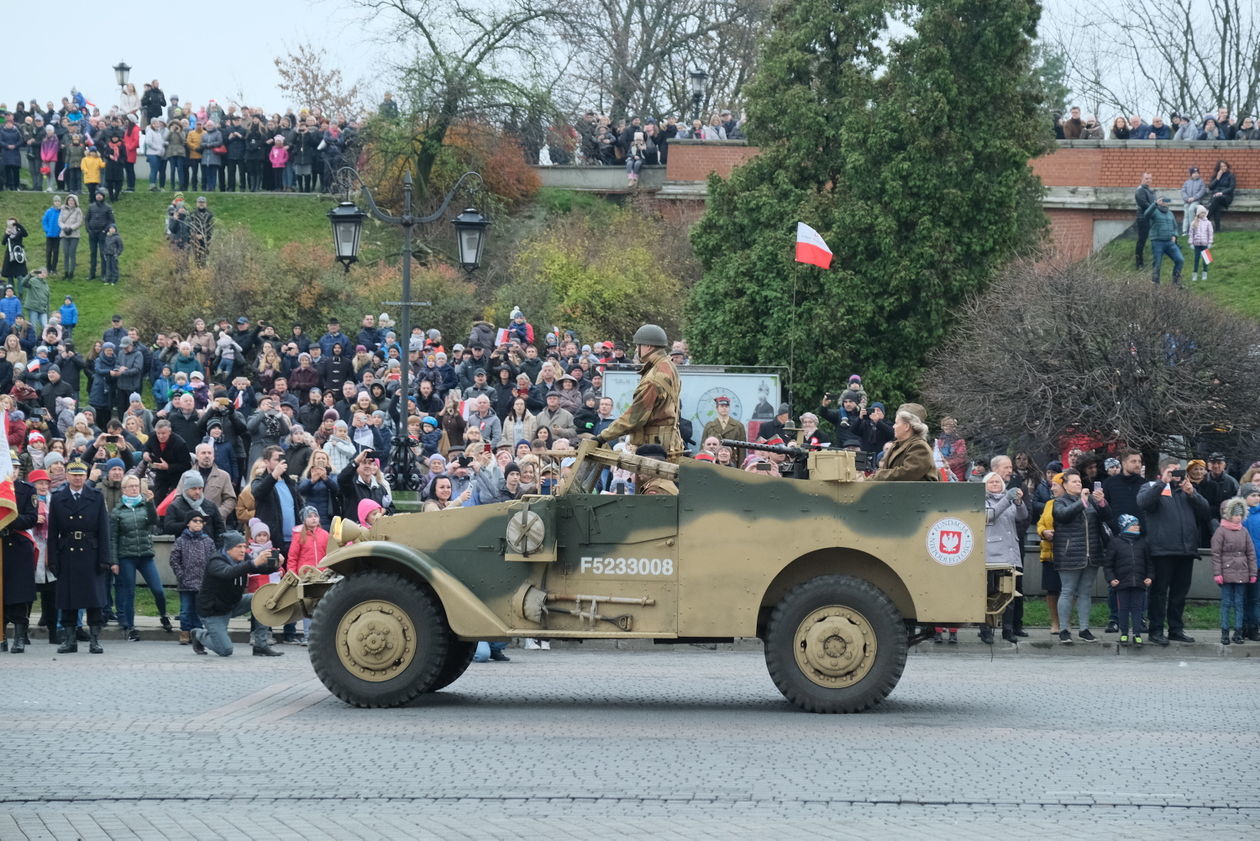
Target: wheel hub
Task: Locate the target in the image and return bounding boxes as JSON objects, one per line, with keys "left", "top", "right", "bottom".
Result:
{"left": 336, "top": 600, "right": 416, "bottom": 682}
{"left": 793, "top": 606, "right": 876, "bottom": 688}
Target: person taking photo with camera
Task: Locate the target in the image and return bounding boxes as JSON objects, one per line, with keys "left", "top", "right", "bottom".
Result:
{"left": 191, "top": 529, "right": 283, "bottom": 657}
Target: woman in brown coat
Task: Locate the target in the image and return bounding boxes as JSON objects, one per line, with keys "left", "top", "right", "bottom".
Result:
{"left": 870, "top": 404, "right": 938, "bottom": 482}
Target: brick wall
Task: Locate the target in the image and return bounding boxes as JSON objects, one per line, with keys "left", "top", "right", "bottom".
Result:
{"left": 1044, "top": 209, "right": 1136, "bottom": 262}
{"left": 665, "top": 141, "right": 761, "bottom": 182}
{"left": 654, "top": 140, "right": 1260, "bottom": 259}
{"left": 1033, "top": 142, "right": 1260, "bottom": 191}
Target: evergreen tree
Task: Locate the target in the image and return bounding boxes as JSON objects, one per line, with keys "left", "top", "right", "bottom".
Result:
{"left": 687, "top": 0, "right": 1050, "bottom": 409}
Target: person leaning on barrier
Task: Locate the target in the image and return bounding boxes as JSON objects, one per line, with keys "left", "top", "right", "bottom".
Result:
{"left": 868, "top": 404, "right": 938, "bottom": 482}
{"left": 633, "top": 444, "right": 678, "bottom": 496}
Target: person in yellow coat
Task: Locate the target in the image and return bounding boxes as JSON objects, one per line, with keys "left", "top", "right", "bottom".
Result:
{"left": 1037, "top": 473, "right": 1066, "bottom": 635}
{"left": 80, "top": 148, "right": 105, "bottom": 199}
{"left": 185, "top": 124, "right": 204, "bottom": 190}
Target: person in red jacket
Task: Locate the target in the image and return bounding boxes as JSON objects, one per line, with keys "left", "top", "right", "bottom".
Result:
{"left": 287, "top": 505, "right": 330, "bottom": 644}
{"left": 286, "top": 505, "right": 329, "bottom": 573}
{"left": 122, "top": 116, "right": 141, "bottom": 192}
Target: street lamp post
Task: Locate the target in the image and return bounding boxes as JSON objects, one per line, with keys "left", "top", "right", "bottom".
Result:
{"left": 689, "top": 69, "right": 709, "bottom": 124}
{"left": 113, "top": 61, "right": 132, "bottom": 89}
{"left": 329, "top": 168, "right": 489, "bottom": 488}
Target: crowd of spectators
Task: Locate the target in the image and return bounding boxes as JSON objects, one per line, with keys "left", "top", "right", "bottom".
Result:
{"left": 0, "top": 82, "right": 364, "bottom": 198}
{"left": 553, "top": 109, "right": 744, "bottom": 181}
{"left": 1056, "top": 105, "right": 1260, "bottom": 141}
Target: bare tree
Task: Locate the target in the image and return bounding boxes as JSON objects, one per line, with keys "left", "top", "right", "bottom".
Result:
{"left": 561, "top": 0, "right": 771, "bottom": 120}
{"left": 354, "top": 0, "right": 570, "bottom": 197}
{"left": 274, "top": 43, "right": 367, "bottom": 119}
{"left": 923, "top": 259, "right": 1260, "bottom": 458}
{"left": 1045, "top": 0, "right": 1260, "bottom": 121}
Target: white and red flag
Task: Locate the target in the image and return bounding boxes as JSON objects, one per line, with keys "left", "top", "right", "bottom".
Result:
{"left": 794, "top": 222, "right": 833, "bottom": 269}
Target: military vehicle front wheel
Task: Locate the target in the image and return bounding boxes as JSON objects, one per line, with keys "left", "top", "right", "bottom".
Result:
{"left": 428, "top": 635, "right": 477, "bottom": 692}
{"left": 309, "top": 571, "right": 450, "bottom": 708}
{"left": 764, "top": 575, "right": 907, "bottom": 713}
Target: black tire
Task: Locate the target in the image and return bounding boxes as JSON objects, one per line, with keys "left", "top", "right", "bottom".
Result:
{"left": 309, "top": 570, "right": 449, "bottom": 708}
{"left": 763, "top": 574, "right": 907, "bottom": 713}
{"left": 428, "top": 636, "right": 477, "bottom": 693}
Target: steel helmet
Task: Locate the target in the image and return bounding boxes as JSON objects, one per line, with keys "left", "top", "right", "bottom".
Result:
{"left": 631, "top": 324, "right": 668, "bottom": 348}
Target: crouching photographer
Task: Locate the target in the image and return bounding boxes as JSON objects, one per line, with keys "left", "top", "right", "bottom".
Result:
{"left": 191, "top": 530, "right": 284, "bottom": 657}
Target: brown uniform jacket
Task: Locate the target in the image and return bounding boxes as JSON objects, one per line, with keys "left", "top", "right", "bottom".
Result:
{"left": 596, "top": 348, "right": 683, "bottom": 459}
{"left": 701, "top": 416, "right": 746, "bottom": 446}
{"left": 870, "top": 436, "right": 939, "bottom": 482}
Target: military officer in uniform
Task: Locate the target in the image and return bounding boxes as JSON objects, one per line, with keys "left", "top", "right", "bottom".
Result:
{"left": 701, "top": 395, "right": 745, "bottom": 462}
{"left": 594, "top": 324, "right": 684, "bottom": 461}
{"left": 1, "top": 459, "right": 40, "bottom": 653}
{"left": 632, "top": 444, "right": 678, "bottom": 496}
{"left": 50, "top": 460, "right": 113, "bottom": 654}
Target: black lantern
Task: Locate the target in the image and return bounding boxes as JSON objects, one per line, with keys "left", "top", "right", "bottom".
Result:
{"left": 452, "top": 207, "right": 490, "bottom": 272}
{"left": 113, "top": 61, "right": 132, "bottom": 89}
{"left": 689, "top": 68, "right": 708, "bottom": 122}
{"left": 328, "top": 201, "right": 366, "bottom": 271}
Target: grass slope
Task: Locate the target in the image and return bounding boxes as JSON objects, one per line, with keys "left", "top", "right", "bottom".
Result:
{"left": 1097, "top": 229, "right": 1260, "bottom": 319}
{"left": 0, "top": 191, "right": 333, "bottom": 346}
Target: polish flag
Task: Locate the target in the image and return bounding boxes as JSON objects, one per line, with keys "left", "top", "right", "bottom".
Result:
{"left": 794, "top": 222, "right": 832, "bottom": 269}
{"left": 0, "top": 413, "right": 18, "bottom": 532}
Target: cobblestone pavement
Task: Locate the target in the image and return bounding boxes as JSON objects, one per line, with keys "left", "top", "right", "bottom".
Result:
{"left": 2, "top": 644, "right": 1257, "bottom": 839}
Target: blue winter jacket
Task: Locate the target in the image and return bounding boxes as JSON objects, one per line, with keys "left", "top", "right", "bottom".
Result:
{"left": 59, "top": 301, "right": 78, "bottom": 327}
{"left": 42, "top": 206, "right": 62, "bottom": 237}
{"left": 1243, "top": 505, "right": 1260, "bottom": 553}
{"left": 0, "top": 296, "right": 22, "bottom": 322}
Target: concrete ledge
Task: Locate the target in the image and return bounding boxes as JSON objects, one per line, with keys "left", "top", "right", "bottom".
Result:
{"left": 1044, "top": 185, "right": 1260, "bottom": 213}
{"left": 533, "top": 164, "right": 665, "bottom": 192}
{"left": 1055, "top": 140, "right": 1260, "bottom": 150}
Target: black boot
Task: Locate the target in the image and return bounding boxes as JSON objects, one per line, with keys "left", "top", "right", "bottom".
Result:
{"left": 1221, "top": 630, "right": 1231, "bottom": 646}
{"left": 1246, "top": 627, "right": 1260, "bottom": 642}
{"left": 88, "top": 624, "right": 104, "bottom": 654}
{"left": 10, "top": 621, "right": 27, "bottom": 653}
{"left": 57, "top": 629, "right": 79, "bottom": 653}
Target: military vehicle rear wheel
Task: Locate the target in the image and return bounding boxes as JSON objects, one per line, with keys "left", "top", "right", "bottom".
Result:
{"left": 428, "top": 635, "right": 477, "bottom": 692}
{"left": 763, "top": 574, "right": 907, "bottom": 713}
{"left": 309, "top": 571, "right": 450, "bottom": 708}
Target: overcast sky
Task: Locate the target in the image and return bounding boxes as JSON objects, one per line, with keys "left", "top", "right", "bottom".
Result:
{"left": 6, "top": 0, "right": 1098, "bottom": 118}
{"left": 5, "top": 0, "right": 391, "bottom": 114}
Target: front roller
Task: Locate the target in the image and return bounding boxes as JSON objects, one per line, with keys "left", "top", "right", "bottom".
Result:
{"left": 763, "top": 574, "right": 908, "bottom": 713}
{"left": 308, "top": 570, "right": 450, "bottom": 708}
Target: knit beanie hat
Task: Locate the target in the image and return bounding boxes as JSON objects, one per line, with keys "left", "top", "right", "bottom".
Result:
{"left": 221, "top": 530, "right": 247, "bottom": 550}
{"left": 1118, "top": 514, "right": 1140, "bottom": 534}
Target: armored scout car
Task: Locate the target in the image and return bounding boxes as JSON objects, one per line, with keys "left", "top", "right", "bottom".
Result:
{"left": 253, "top": 440, "right": 1015, "bottom": 713}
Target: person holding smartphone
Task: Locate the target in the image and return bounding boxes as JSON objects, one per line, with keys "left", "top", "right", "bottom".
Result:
{"left": 1137, "top": 458, "right": 1209, "bottom": 645}
{"left": 249, "top": 446, "right": 302, "bottom": 564}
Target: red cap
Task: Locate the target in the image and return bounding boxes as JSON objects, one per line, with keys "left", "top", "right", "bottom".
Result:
{"left": 26, "top": 469, "right": 50, "bottom": 483}
{"left": 694, "top": 452, "right": 716, "bottom": 462}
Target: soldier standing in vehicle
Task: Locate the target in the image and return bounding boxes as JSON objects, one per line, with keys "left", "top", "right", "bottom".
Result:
{"left": 49, "top": 460, "right": 113, "bottom": 654}
{"left": 594, "top": 324, "right": 683, "bottom": 461}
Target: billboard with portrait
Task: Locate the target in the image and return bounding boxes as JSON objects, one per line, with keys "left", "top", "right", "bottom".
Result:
{"left": 602, "top": 369, "right": 783, "bottom": 451}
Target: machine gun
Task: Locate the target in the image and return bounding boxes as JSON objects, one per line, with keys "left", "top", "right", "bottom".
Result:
{"left": 720, "top": 439, "right": 874, "bottom": 480}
